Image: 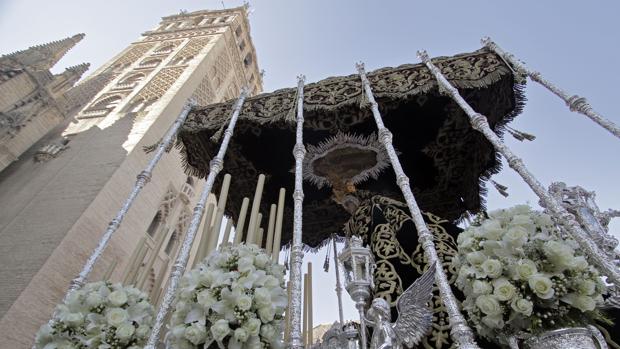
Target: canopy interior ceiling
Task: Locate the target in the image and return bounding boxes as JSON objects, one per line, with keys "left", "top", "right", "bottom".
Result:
{"left": 175, "top": 48, "right": 525, "bottom": 249}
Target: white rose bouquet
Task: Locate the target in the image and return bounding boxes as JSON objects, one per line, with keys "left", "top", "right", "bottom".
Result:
{"left": 167, "top": 243, "right": 287, "bottom": 349}
{"left": 452, "top": 205, "right": 609, "bottom": 343}
{"left": 35, "top": 281, "right": 154, "bottom": 348}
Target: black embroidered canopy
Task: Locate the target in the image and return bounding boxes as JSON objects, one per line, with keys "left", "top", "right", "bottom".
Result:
{"left": 176, "top": 48, "right": 525, "bottom": 249}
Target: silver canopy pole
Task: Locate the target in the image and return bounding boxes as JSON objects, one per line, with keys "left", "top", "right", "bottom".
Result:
{"left": 333, "top": 236, "right": 345, "bottom": 326}
{"left": 482, "top": 37, "right": 620, "bottom": 139}
{"left": 144, "top": 87, "right": 249, "bottom": 348}
{"left": 288, "top": 75, "right": 306, "bottom": 349}
{"left": 355, "top": 62, "right": 480, "bottom": 349}
{"left": 65, "top": 99, "right": 196, "bottom": 299}
{"left": 418, "top": 49, "right": 620, "bottom": 286}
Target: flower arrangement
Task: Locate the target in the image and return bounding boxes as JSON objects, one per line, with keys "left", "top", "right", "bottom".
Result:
{"left": 452, "top": 205, "right": 608, "bottom": 343}
{"left": 167, "top": 243, "right": 287, "bottom": 349}
{"left": 35, "top": 281, "right": 154, "bottom": 348}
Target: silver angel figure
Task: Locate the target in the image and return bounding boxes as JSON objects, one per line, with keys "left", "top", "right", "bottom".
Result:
{"left": 364, "top": 262, "right": 436, "bottom": 349}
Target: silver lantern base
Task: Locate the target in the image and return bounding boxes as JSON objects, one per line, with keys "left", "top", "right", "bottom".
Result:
{"left": 522, "top": 327, "right": 607, "bottom": 349}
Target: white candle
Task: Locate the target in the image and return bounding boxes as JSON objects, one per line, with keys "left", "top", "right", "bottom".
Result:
{"left": 265, "top": 204, "right": 277, "bottom": 254}
{"left": 233, "top": 197, "right": 250, "bottom": 245}
{"left": 246, "top": 174, "right": 265, "bottom": 245}
{"left": 271, "top": 188, "right": 286, "bottom": 261}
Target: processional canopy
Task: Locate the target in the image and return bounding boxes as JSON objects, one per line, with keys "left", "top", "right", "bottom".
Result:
{"left": 177, "top": 48, "right": 524, "bottom": 248}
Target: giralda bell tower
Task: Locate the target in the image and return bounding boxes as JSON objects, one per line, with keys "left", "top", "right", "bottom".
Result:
{"left": 0, "top": 6, "right": 262, "bottom": 348}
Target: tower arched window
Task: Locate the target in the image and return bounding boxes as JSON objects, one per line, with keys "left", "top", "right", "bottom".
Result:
{"left": 147, "top": 211, "right": 163, "bottom": 237}
{"left": 118, "top": 72, "right": 145, "bottom": 86}
{"left": 138, "top": 58, "right": 162, "bottom": 68}
{"left": 164, "top": 230, "right": 178, "bottom": 255}
{"left": 89, "top": 94, "right": 123, "bottom": 112}
{"left": 186, "top": 176, "right": 194, "bottom": 186}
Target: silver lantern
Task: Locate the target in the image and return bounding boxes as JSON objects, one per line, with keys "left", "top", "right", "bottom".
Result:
{"left": 338, "top": 235, "right": 375, "bottom": 349}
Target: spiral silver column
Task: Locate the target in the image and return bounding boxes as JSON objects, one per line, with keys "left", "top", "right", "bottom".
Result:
{"left": 144, "top": 88, "right": 249, "bottom": 348}
{"left": 418, "top": 49, "right": 620, "bottom": 286}
{"left": 288, "top": 75, "right": 306, "bottom": 349}
{"left": 356, "top": 63, "right": 480, "bottom": 349}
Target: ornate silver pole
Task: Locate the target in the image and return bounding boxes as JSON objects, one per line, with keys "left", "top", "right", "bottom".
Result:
{"left": 145, "top": 88, "right": 249, "bottom": 348}
{"left": 65, "top": 99, "right": 196, "bottom": 299}
{"left": 332, "top": 236, "right": 345, "bottom": 326}
{"left": 481, "top": 37, "right": 620, "bottom": 139}
{"left": 355, "top": 63, "right": 480, "bottom": 349}
{"left": 288, "top": 75, "right": 306, "bottom": 349}
{"left": 418, "top": 50, "right": 620, "bottom": 286}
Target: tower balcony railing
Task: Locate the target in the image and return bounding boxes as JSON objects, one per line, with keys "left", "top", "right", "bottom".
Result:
{"left": 178, "top": 182, "right": 195, "bottom": 204}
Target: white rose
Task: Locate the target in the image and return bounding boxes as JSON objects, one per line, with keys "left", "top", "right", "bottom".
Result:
{"left": 62, "top": 312, "right": 84, "bottom": 327}
{"left": 35, "top": 324, "right": 54, "bottom": 344}
{"left": 512, "top": 259, "right": 537, "bottom": 280}
{"left": 115, "top": 323, "right": 135, "bottom": 341}
{"left": 459, "top": 237, "right": 476, "bottom": 251}
{"left": 260, "top": 324, "right": 276, "bottom": 340}
{"left": 510, "top": 214, "right": 532, "bottom": 227}
{"left": 510, "top": 298, "right": 533, "bottom": 316}
{"left": 106, "top": 308, "right": 129, "bottom": 326}
{"left": 211, "top": 319, "right": 231, "bottom": 342}
{"left": 170, "top": 324, "right": 187, "bottom": 339}
{"left": 576, "top": 280, "right": 596, "bottom": 296}
{"left": 465, "top": 251, "right": 487, "bottom": 266}
{"left": 86, "top": 293, "right": 104, "bottom": 308}
{"left": 570, "top": 256, "right": 589, "bottom": 271}
{"left": 475, "top": 295, "right": 502, "bottom": 316}
{"left": 108, "top": 290, "right": 128, "bottom": 307}
{"left": 238, "top": 257, "right": 255, "bottom": 273}
{"left": 236, "top": 294, "right": 253, "bottom": 311}
{"left": 492, "top": 278, "right": 516, "bottom": 301}
{"left": 480, "top": 220, "right": 503, "bottom": 240}
{"left": 472, "top": 280, "right": 492, "bottom": 295}
{"left": 562, "top": 293, "right": 596, "bottom": 312}
{"left": 258, "top": 306, "right": 275, "bottom": 323}
{"left": 253, "top": 287, "right": 271, "bottom": 307}
{"left": 254, "top": 254, "right": 270, "bottom": 269}
{"left": 197, "top": 289, "right": 217, "bottom": 309}
{"left": 543, "top": 241, "right": 574, "bottom": 269}
{"left": 244, "top": 318, "right": 262, "bottom": 336}
{"left": 234, "top": 327, "right": 250, "bottom": 342}
{"left": 503, "top": 226, "right": 529, "bottom": 247}
{"left": 135, "top": 325, "right": 150, "bottom": 338}
{"left": 481, "top": 259, "right": 503, "bottom": 279}
{"left": 509, "top": 205, "right": 531, "bottom": 215}
{"left": 185, "top": 322, "right": 207, "bottom": 345}
{"left": 481, "top": 314, "right": 505, "bottom": 329}
{"left": 528, "top": 274, "right": 555, "bottom": 299}
{"left": 263, "top": 275, "right": 280, "bottom": 289}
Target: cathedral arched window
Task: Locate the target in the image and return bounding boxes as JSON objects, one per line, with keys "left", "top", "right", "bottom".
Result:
{"left": 164, "top": 230, "right": 178, "bottom": 255}
{"left": 186, "top": 176, "right": 194, "bottom": 186}
{"left": 147, "top": 211, "right": 163, "bottom": 237}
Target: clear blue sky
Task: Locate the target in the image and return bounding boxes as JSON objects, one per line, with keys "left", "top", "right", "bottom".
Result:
{"left": 1, "top": 0, "right": 619, "bottom": 329}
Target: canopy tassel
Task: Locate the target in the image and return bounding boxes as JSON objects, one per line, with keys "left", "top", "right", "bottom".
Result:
{"left": 491, "top": 180, "right": 509, "bottom": 197}
{"left": 506, "top": 126, "right": 536, "bottom": 141}
{"left": 323, "top": 239, "right": 331, "bottom": 272}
